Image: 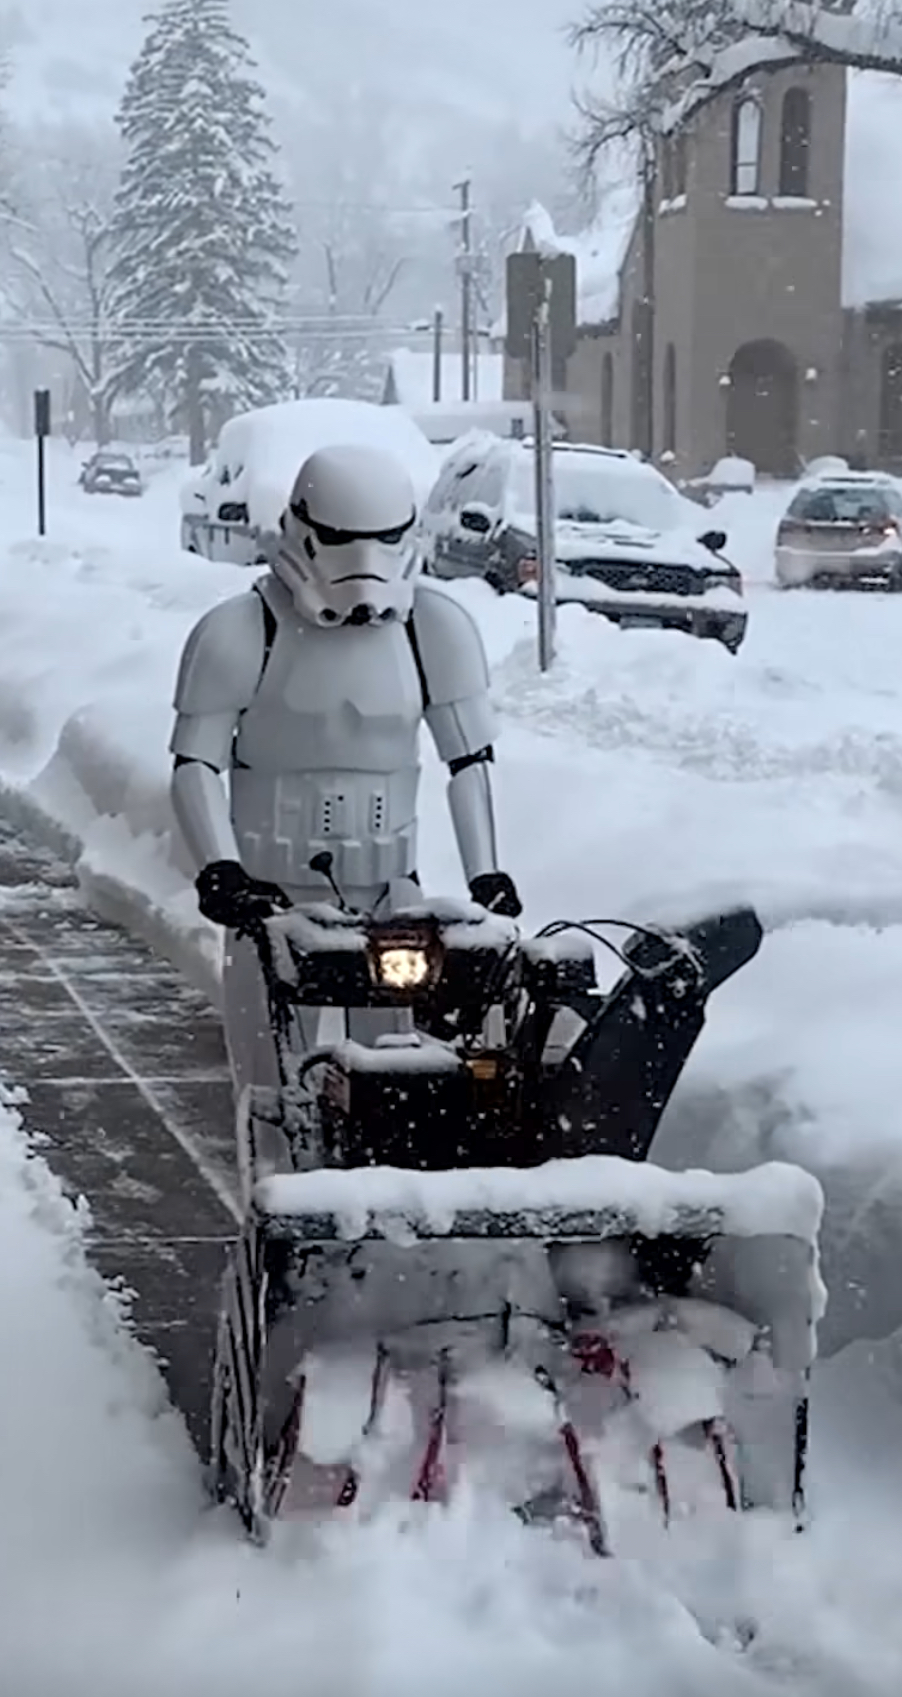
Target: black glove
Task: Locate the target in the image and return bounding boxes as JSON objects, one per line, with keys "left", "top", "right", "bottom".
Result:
{"left": 469, "top": 870, "right": 522, "bottom": 918}
{"left": 195, "top": 859, "right": 289, "bottom": 932}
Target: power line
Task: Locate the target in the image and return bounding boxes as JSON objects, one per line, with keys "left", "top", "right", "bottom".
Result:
{"left": 0, "top": 312, "right": 472, "bottom": 330}
{"left": 0, "top": 314, "right": 498, "bottom": 340}
{"left": 0, "top": 322, "right": 498, "bottom": 345}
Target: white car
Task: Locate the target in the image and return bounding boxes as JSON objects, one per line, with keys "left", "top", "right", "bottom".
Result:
{"left": 421, "top": 434, "right": 747, "bottom": 652}
{"left": 774, "top": 470, "right": 902, "bottom": 589}
{"left": 180, "top": 398, "right": 439, "bottom": 565}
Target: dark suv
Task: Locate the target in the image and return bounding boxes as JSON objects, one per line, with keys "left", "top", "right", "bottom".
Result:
{"left": 79, "top": 451, "right": 144, "bottom": 497}
{"left": 421, "top": 434, "right": 746, "bottom": 652}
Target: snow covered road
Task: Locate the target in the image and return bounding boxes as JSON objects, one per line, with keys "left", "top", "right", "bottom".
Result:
{"left": 4, "top": 438, "right": 902, "bottom": 1689}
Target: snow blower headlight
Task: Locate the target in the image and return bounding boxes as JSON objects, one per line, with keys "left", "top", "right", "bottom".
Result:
{"left": 375, "top": 946, "right": 431, "bottom": 989}
{"left": 366, "top": 924, "right": 444, "bottom": 994}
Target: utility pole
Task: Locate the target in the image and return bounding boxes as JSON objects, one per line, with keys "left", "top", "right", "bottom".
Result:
{"left": 453, "top": 177, "right": 472, "bottom": 402}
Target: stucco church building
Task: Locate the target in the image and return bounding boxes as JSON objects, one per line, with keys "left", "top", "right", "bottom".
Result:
{"left": 503, "top": 59, "right": 902, "bottom": 479}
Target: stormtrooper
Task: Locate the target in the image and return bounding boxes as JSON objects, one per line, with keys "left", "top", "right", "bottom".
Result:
{"left": 169, "top": 441, "right": 522, "bottom": 1098}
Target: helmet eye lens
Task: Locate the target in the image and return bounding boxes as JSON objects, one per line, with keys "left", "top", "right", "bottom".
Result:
{"left": 290, "top": 498, "right": 414, "bottom": 549}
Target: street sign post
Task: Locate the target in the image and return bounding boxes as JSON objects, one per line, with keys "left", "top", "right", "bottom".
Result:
{"left": 530, "top": 275, "right": 557, "bottom": 673}
{"left": 507, "top": 249, "right": 575, "bottom": 673}
{"left": 34, "top": 387, "right": 51, "bottom": 537}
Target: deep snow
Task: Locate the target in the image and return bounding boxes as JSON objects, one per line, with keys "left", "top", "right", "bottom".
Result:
{"left": 5, "top": 1082, "right": 902, "bottom": 1697}
{"left": 4, "top": 439, "right": 902, "bottom": 1690}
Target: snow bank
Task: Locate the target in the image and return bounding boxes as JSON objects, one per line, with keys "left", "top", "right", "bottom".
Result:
{"left": 0, "top": 441, "right": 244, "bottom": 997}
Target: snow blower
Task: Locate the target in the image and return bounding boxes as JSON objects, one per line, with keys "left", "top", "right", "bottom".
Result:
{"left": 208, "top": 883, "right": 824, "bottom": 1550}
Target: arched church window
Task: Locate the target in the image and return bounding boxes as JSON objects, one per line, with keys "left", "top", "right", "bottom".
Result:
{"left": 601, "top": 350, "right": 614, "bottom": 443}
{"left": 779, "top": 88, "right": 811, "bottom": 197}
{"left": 730, "top": 96, "right": 761, "bottom": 196}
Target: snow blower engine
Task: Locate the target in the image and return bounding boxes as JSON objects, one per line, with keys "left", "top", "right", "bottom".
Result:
{"left": 210, "top": 878, "right": 824, "bottom": 1552}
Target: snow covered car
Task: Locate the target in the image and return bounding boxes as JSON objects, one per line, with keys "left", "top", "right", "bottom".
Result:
{"left": 682, "top": 455, "right": 755, "bottom": 508}
{"left": 421, "top": 435, "right": 746, "bottom": 653}
{"left": 774, "top": 471, "right": 902, "bottom": 589}
{"left": 180, "top": 398, "right": 439, "bottom": 565}
{"left": 78, "top": 451, "right": 143, "bottom": 497}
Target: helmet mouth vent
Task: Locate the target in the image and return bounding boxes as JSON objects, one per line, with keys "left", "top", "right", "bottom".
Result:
{"left": 331, "top": 572, "right": 389, "bottom": 584}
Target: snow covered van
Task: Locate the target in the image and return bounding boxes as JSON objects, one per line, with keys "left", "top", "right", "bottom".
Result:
{"left": 180, "top": 398, "right": 440, "bottom": 566}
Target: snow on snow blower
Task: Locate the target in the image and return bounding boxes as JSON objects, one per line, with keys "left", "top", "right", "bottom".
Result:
{"left": 208, "top": 886, "right": 825, "bottom": 1551}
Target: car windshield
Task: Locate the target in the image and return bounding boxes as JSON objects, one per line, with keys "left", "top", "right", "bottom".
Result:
{"left": 788, "top": 485, "right": 892, "bottom": 524}
{"left": 96, "top": 455, "right": 134, "bottom": 469}
{"left": 512, "top": 453, "right": 681, "bottom": 531}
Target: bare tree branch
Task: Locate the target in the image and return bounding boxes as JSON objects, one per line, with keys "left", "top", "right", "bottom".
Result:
{"left": 568, "top": 0, "right": 902, "bottom": 167}
{"left": 1, "top": 122, "right": 119, "bottom": 440}
{"left": 362, "top": 255, "right": 407, "bottom": 316}
{"left": 7, "top": 244, "right": 93, "bottom": 390}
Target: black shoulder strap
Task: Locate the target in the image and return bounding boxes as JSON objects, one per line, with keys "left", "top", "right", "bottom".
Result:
{"left": 405, "top": 612, "right": 430, "bottom": 712}
{"left": 252, "top": 585, "right": 425, "bottom": 709}
{"left": 253, "top": 582, "right": 278, "bottom": 688}
{"left": 233, "top": 585, "right": 280, "bottom": 765}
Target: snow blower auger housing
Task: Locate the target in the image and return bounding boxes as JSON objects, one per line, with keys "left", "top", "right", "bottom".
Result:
{"left": 209, "top": 891, "right": 825, "bottom": 1550}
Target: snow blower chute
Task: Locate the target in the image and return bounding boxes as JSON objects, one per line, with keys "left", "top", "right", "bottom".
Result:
{"left": 209, "top": 889, "right": 824, "bottom": 1549}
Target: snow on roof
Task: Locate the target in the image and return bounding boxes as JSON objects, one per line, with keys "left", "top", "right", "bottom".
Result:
{"left": 664, "top": 36, "right": 803, "bottom": 133}
{"left": 665, "top": 2, "right": 902, "bottom": 131}
{"left": 519, "top": 185, "right": 640, "bottom": 327}
{"left": 403, "top": 399, "right": 535, "bottom": 445}
{"left": 741, "top": 0, "right": 902, "bottom": 64}
{"left": 842, "top": 70, "right": 902, "bottom": 308}
{"left": 386, "top": 348, "right": 503, "bottom": 408}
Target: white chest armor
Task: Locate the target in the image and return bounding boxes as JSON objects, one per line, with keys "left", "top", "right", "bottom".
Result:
{"left": 230, "top": 586, "right": 423, "bottom": 888}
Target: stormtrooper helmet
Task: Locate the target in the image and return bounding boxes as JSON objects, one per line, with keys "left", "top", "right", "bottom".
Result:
{"left": 275, "top": 443, "right": 420, "bottom": 626}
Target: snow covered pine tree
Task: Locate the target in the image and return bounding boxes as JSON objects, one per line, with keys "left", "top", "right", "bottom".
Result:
{"left": 105, "top": 0, "right": 297, "bottom": 462}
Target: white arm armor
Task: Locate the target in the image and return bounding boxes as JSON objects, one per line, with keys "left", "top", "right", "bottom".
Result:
{"left": 411, "top": 581, "right": 499, "bottom": 882}
{"left": 169, "top": 591, "right": 267, "bottom": 871}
